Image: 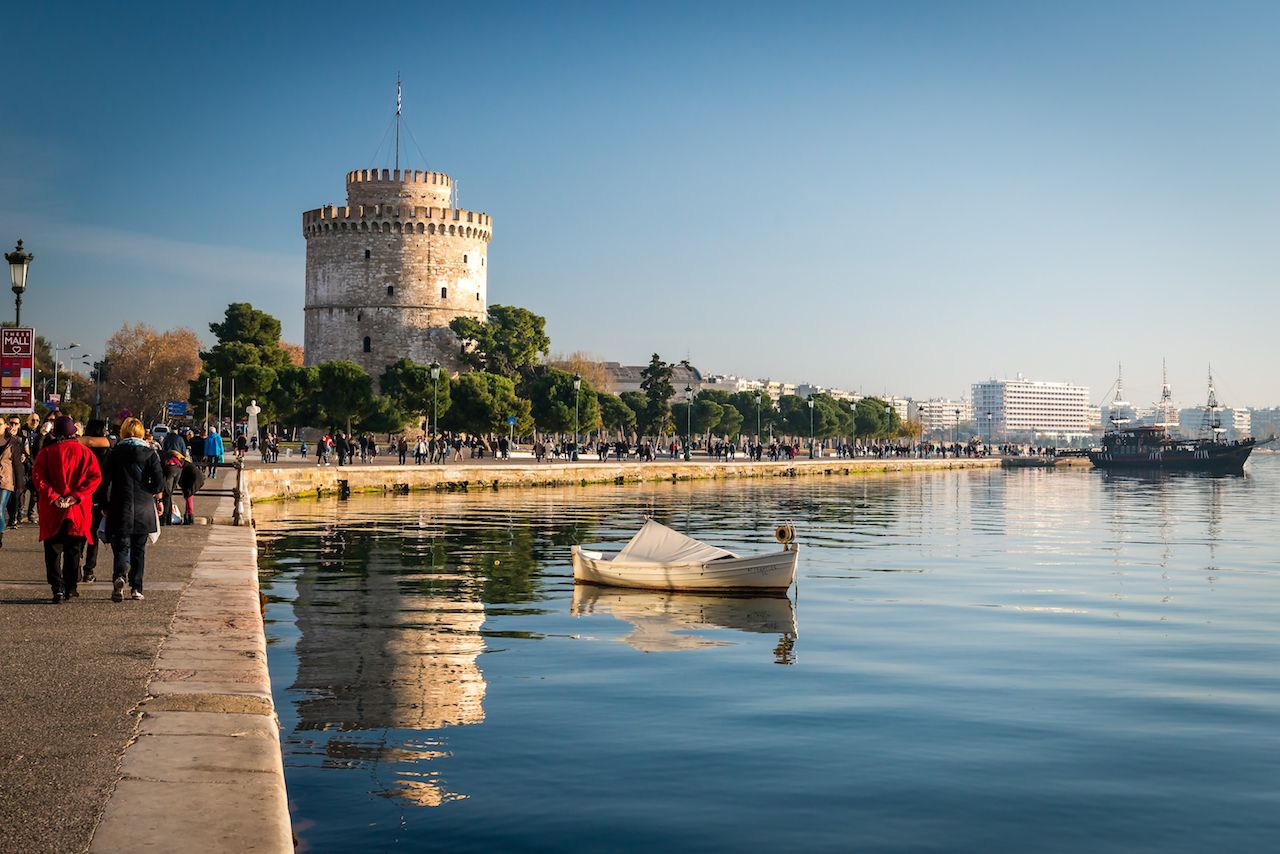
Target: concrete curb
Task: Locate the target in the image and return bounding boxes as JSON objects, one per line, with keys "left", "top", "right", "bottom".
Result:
{"left": 89, "top": 522, "right": 292, "bottom": 853}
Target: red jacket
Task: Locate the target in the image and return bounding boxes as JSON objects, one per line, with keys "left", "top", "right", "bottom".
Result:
{"left": 32, "top": 438, "right": 103, "bottom": 542}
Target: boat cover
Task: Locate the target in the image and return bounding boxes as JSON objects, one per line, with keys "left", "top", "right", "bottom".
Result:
{"left": 614, "top": 519, "right": 738, "bottom": 565}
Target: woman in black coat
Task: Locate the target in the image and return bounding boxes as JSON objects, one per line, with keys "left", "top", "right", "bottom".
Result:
{"left": 103, "top": 417, "right": 164, "bottom": 602}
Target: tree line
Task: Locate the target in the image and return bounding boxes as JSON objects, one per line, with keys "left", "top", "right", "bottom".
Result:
{"left": 44, "top": 302, "right": 911, "bottom": 442}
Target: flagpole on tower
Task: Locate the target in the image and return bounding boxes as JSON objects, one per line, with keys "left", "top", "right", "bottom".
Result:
{"left": 395, "top": 72, "right": 401, "bottom": 171}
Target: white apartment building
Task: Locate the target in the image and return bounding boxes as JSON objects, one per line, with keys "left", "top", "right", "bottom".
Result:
{"left": 910, "top": 399, "right": 974, "bottom": 436}
{"left": 1177, "top": 406, "right": 1251, "bottom": 441}
{"left": 971, "top": 376, "right": 1091, "bottom": 441}
{"left": 1249, "top": 407, "right": 1280, "bottom": 440}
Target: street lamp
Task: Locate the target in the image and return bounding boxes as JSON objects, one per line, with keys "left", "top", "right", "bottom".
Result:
{"left": 5, "top": 240, "right": 33, "bottom": 326}
{"left": 808, "top": 396, "right": 815, "bottom": 458}
{"left": 986, "top": 411, "right": 993, "bottom": 446}
{"left": 954, "top": 408, "right": 960, "bottom": 444}
{"left": 684, "top": 385, "right": 693, "bottom": 461}
{"left": 884, "top": 403, "right": 892, "bottom": 447}
{"left": 754, "top": 392, "right": 762, "bottom": 452}
{"left": 53, "top": 342, "right": 81, "bottom": 402}
{"left": 572, "top": 373, "right": 581, "bottom": 461}
{"left": 429, "top": 362, "right": 441, "bottom": 438}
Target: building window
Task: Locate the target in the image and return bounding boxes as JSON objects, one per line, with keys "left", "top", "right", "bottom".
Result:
{"left": 363, "top": 336, "right": 371, "bottom": 353}
{"left": 364, "top": 249, "right": 371, "bottom": 259}
{"left": 463, "top": 254, "right": 468, "bottom": 263}
{"left": 387, "top": 285, "right": 394, "bottom": 296}
{"left": 475, "top": 293, "right": 480, "bottom": 300}
{"left": 441, "top": 287, "right": 447, "bottom": 299}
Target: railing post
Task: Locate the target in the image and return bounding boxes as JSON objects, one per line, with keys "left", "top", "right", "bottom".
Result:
{"left": 233, "top": 459, "right": 249, "bottom": 526}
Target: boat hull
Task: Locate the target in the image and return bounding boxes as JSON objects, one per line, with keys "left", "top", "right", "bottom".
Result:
{"left": 1087, "top": 443, "right": 1254, "bottom": 474}
{"left": 571, "top": 545, "right": 798, "bottom": 592}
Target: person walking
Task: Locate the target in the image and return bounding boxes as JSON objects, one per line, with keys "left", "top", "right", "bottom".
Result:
{"left": 103, "top": 417, "right": 164, "bottom": 602}
{"left": 178, "top": 453, "right": 205, "bottom": 525}
{"left": 0, "top": 417, "right": 25, "bottom": 547}
{"left": 204, "top": 427, "right": 224, "bottom": 479}
{"left": 79, "top": 419, "right": 114, "bottom": 582}
{"left": 31, "top": 416, "right": 102, "bottom": 602}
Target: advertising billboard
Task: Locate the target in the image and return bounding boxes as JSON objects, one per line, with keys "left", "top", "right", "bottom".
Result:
{"left": 0, "top": 326, "right": 35, "bottom": 414}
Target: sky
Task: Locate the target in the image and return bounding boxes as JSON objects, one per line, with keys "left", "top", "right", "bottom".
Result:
{"left": 4, "top": 0, "right": 1279, "bottom": 407}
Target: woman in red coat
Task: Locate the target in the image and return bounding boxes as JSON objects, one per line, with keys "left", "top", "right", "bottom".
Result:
{"left": 32, "top": 415, "right": 102, "bottom": 603}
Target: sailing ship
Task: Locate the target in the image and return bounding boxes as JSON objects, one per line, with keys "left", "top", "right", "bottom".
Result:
{"left": 1088, "top": 369, "right": 1256, "bottom": 474}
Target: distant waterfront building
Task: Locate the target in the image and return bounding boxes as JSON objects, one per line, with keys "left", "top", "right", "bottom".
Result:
{"left": 701, "top": 374, "right": 763, "bottom": 394}
{"left": 605, "top": 362, "right": 702, "bottom": 400}
{"left": 910, "top": 399, "right": 973, "bottom": 436}
{"left": 302, "top": 166, "right": 493, "bottom": 377}
{"left": 1177, "top": 405, "right": 1251, "bottom": 441}
{"left": 1249, "top": 408, "right": 1280, "bottom": 440}
{"left": 971, "top": 375, "right": 1091, "bottom": 441}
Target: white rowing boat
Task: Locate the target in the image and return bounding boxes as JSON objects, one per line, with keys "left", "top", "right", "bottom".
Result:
{"left": 571, "top": 519, "right": 798, "bottom": 592}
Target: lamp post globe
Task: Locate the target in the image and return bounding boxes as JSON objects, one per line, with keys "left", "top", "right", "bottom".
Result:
{"left": 5, "top": 239, "right": 33, "bottom": 326}
{"left": 683, "top": 385, "right": 693, "bottom": 461}
{"left": 572, "top": 373, "right": 581, "bottom": 461}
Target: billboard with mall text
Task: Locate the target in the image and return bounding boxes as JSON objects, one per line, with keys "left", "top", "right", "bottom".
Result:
{"left": 0, "top": 327, "right": 35, "bottom": 414}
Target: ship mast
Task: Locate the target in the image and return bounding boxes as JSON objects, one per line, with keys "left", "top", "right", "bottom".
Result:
{"left": 1154, "top": 358, "right": 1176, "bottom": 428}
{"left": 1109, "top": 362, "right": 1131, "bottom": 427}
{"left": 1202, "top": 367, "right": 1224, "bottom": 440}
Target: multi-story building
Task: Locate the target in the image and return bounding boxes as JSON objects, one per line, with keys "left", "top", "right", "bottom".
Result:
{"left": 604, "top": 362, "right": 702, "bottom": 400}
{"left": 910, "top": 399, "right": 973, "bottom": 437}
{"left": 971, "top": 375, "right": 1091, "bottom": 442}
{"left": 1177, "top": 406, "right": 1251, "bottom": 441}
{"left": 1249, "top": 407, "right": 1280, "bottom": 440}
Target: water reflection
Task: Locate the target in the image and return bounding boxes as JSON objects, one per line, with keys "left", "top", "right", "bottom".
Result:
{"left": 571, "top": 585, "right": 797, "bottom": 661}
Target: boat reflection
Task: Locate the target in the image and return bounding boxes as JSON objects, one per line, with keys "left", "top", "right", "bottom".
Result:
{"left": 571, "top": 585, "right": 798, "bottom": 662}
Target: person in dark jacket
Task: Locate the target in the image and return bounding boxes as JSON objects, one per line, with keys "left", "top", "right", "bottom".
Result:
{"left": 178, "top": 454, "right": 205, "bottom": 525}
{"left": 103, "top": 417, "right": 164, "bottom": 602}
{"left": 161, "top": 428, "right": 187, "bottom": 457}
{"left": 78, "top": 419, "right": 114, "bottom": 581}
{"left": 160, "top": 449, "right": 184, "bottom": 526}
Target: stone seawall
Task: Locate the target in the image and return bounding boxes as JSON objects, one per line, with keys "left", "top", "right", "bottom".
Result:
{"left": 243, "top": 457, "right": 1007, "bottom": 503}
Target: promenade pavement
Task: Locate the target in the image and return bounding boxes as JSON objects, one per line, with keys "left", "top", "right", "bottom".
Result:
{"left": 0, "top": 474, "right": 230, "bottom": 854}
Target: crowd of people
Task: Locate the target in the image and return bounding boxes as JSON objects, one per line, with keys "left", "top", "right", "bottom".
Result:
{"left": 0, "top": 411, "right": 209, "bottom": 603}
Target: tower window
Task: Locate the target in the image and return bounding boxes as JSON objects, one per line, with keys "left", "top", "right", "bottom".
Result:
{"left": 463, "top": 254, "right": 468, "bottom": 263}
{"left": 387, "top": 285, "right": 395, "bottom": 296}
{"left": 364, "top": 249, "right": 371, "bottom": 259}
{"left": 441, "top": 287, "right": 448, "bottom": 299}
{"left": 363, "top": 336, "right": 371, "bottom": 353}
{"left": 476, "top": 293, "right": 480, "bottom": 300}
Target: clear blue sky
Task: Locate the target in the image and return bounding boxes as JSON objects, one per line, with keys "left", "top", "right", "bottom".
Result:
{"left": 5, "top": 1, "right": 1279, "bottom": 407}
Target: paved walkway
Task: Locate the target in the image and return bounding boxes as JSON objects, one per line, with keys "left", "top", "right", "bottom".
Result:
{"left": 0, "top": 477, "right": 231, "bottom": 854}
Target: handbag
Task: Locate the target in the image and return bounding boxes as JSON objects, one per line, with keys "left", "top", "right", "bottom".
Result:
{"left": 149, "top": 500, "right": 161, "bottom": 544}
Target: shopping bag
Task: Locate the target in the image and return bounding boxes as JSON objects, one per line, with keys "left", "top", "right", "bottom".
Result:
{"left": 169, "top": 503, "right": 183, "bottom": 526}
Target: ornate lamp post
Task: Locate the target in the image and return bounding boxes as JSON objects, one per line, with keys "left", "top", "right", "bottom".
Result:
{"left": 954, "top": 408, "right": 960, "bottom": 444}
{"left": 884, "top": 403, "right": 892, "bottom": 448}
{"left": 430, "top": 362, "right": 441, "bottom": 437}
{"left": 572, "top": 373, "right": 581, "bottom": 461}
{"left": 986, "top": 411, "right": 993, "bottom": 446}
{"left": 684, "top": 385, "right": 693, "bottom": 461}
{"left": 6, "top": 240, "right": 33, "bottom": 326}
{"left": 808, "top": 396, "right": 815, "bottom": 458}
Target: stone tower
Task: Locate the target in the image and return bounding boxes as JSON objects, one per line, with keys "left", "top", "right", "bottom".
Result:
{"left": 302, "top": 168, "right": 493, "bottom": 377}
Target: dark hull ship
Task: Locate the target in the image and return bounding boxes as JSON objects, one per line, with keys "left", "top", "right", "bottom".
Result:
{"left": 1089, "top": 369, "right": 1256, "bottom": 474}
{"left": 1087, "top": 428, "right": 1255, "bottom": 474}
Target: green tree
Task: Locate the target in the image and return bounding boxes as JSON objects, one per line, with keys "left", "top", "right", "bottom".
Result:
{"left": 638, "top": 354, "right": 676, "bottom": 436}
{"left": 728, "top": 391, "right": 775, "bottom": 440}
{"left": 270, "top": 364, "right": 322, "bottom": 429}
{"left": 194, "top": 303, "right": 295, "bottom": 422}
{"left": 620, "top": 391, "right": 647, "bottom": 429}
{"left": 854, "top": 397, "right": 898, "bottom": 438}
{"left": 597, "top": 391, "right": 637, "bottom": 436}
{"left": 314, "top": 360, "right": 374, "bottom": 432}
{"left": 444, "top": 372, "right": 531, "bottom": 435}
{"left": 698, "top": 389, "right": 744, "bottom": 437}
{"left": 529, "top": 368, "right": 600, "bottom": 435}
{"left": 449, "top": 304, "right": 550, "bottom": 382}
{"left": 379, "top": 358, "right": 452, "bottom": 430}
{"left": 672, "top": 399, "right": 723, "bottom": 438}
{"left": 356, "top": 395, "right": 407, "bottom": 433}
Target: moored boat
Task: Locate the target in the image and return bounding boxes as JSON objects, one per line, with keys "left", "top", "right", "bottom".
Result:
{"left": 1088, "top": 370, "right": 1256, "bottom": 474}
{"left": 571, "top": 519, "right": 798, "bottom": 592}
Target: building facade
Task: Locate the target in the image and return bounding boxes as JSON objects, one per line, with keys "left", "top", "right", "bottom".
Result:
{"left": 302, "top": 168, "right": 493, "bottom": 377}
{"left": 971, "top": 376, "right": 1091, "bottom": 441}
{"left": 910, "top": 399, "right": 974, "bottom": 437}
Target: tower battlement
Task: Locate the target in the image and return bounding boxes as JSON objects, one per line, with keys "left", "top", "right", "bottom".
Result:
{"left": 345, "top": 168, "right": 454, "bottom": 208}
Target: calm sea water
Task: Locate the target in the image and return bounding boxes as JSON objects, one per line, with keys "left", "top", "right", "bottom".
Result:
{"left": 256, "top": 456, "right": 1280, "bottom": 853}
